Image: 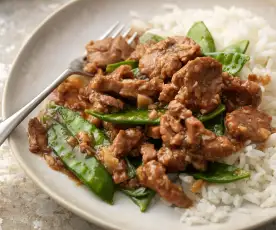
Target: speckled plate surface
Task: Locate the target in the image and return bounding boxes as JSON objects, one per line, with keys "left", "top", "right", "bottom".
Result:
{"left": 3, "top": 0, "right": 276, "bottom": 229}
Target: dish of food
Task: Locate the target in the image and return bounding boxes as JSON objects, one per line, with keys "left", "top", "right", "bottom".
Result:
{"left": 4, "top": 0, "right": 276, "bottom": 229}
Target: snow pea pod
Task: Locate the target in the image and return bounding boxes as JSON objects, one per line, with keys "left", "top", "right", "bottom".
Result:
{"left": 222, "top": 40, "right": 249, "bottom": 54}
{"left": 205, "top": 52, "right": 250, "bottom": 75}
{"left": 197, "top": 104, "right": 225, "bottom": 122}
{"left": 55, "top": 106, "right": 110, "bottom": 148}
{"left": 121, "top": 188, "right": 156, "bottom": 212}
{"left": 187, "top": 21, "right": 216, "bottom": 53}
{"left": 204, "top": 113, "right": 225, "bottom": 136}
{"left": 85, "top": 109, "right": 164, "bottom": 125}
{"left": 48, "top": 123, "right": 115, "bottom": 204}
{"left": 191, "top": 162, "right": 250, "bottom": 183}
{"left": 139, "top": 33, "right": 165, "bottom": 44}
{"left": 125, "top": 157, "right": 136, "bottom": 179}
{"left": 106, "top": 60, "right": 138, "bottom": 73}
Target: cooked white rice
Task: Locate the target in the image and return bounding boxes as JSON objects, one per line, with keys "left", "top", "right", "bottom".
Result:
{"left": 131, "top": 5, "right": 276, "bottom": 225}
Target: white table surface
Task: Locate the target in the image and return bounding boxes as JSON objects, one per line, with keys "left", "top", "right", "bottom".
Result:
{"left": 0, "top": 0, "right": 276, "bottom": 229}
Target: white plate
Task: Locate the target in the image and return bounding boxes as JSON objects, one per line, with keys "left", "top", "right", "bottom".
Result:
{"left": 3, "top": 0, "right": 276, "bottom": 229}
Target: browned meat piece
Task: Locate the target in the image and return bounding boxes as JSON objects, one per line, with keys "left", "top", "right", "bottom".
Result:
{"left": 146, "top": 126, "right": 161, "bottom": 139}
{"left": 222, "top": 72, "right": 262, "bottom": 112}
{"left": 90, "top": 74, "right": 162, "bottom": 100}
{"left": 76, "top": 131, "right": 95, "bottom": 155}
{"left": 108, "top": 65, "right": 135, "bottom": 80}
{"left": 202, "top": 136, "right": 236, "bottom": 160}
{"left": 103, "top": 122, "right": 120, "bottom": 141}
{"left": 185, "top": 117, "right": 235, "bottom": 160}
{"left": 97, "top": 147, "right": 128, "bottom": 184}
{"left": 140, "top": 143, "right": 157, "bottom": 163}
{"left": 52, "top": 76, "right": 87, "bottom": 111}
{"left": 157, "top": 147, "right": 188, "bottom": 172}
{"left": 159, "top": 84, "right": 178, "bottom": 103}
{"left": 86, "top": 115, "right": 102, "bottom": 128}
{"left": 160, "top": 101, "right": 192, "bottom": 146}
{"left": 225, "top": 106, "right": 272, "bottom": 142}
{"left": 139, "top": 36, "right": 201, "bottom": 79}
{"left": 79, "top": 88, "right": 124, "bottom": 113}
{"left": 120, "top": 178, "right": 140, "bottom": 189}
{"left": 129, "top": 43, "right": 152, "bottom": 61}
{"left": 167, "top": 100, "right": 192, "bottom": 120}
{"left": 28, "top": 118, "right": 51, "bottom": 154}
{"left": 160, "top": 113, "right": 185, "bottom": 146}
{"left": 84, "top": 36, "right": 134, "bottom": 73}
{"left": 137, "top": 160, "right": 192, "bottom": 208}
{"left": 110, "top": 128, "right": 143, "bottom": 158}
{"left": 173, "top": 57, "right": 223, "bottom": 114}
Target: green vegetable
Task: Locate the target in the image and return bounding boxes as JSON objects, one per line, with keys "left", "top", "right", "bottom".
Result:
{"left": 121, "top": 188, "right": 156, "bottom": 212}
{"left": 222, "top": 40, "right": 249, "bottom": 54}
{"left": 48, "top": 123, "right": 115, "bottom": 203}
{"left": 125, "top": 157, "right": 136, "bottom": 179}
{"left": 205, "top": 52, "right": 250, "bottom": 75}
{"left": 204, "top": 113, "right": 225, "bottom": 136}
{"left": 85, "top": 109, "right": 164, "bottom": 125}
{"left": 106, "top": 60, "right": 138, "bottom": 73}
{"left": 121, "top": 187, "right": 150, "bottom": 197}
{"left": 132, "top": 68, "right": 140, "bottom": 76}
{"left": 139, "top": 33, "right": 164, "bottom": 44}
{"left": 55, "top": 106, "right": 109, "bottom": 148}
{"left": 191, "top": 162, "right": 250, "bottom": 183}
{"left": 197, "top": 104, "right": 225, "bottom": 122}
{"left": 187, "top": 21, "right": 216, "bottom": 53}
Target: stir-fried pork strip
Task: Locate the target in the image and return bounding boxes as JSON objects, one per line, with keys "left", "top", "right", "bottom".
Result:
{"left": 28, "top": 118, "right": 51, "bottom": 154}
{"left": 84, "top": 36, "right": 134, "bottom": 73}
{"left": 110, "top": 128, "right": 143, "bottom": 158}
{"left": 159, "top": 83, "right": 179, "bottom": 104}
{"left": 140, "top": 143, "right": 157, "bottom": 163}
{"left": 98, "top": 147, "right": 129, "bottom": 184}
{"left": 129, "top": 42, "right": 154, "bottom": 61}
{"left": 52, "top": 76, "right": 87, "bottom": 111}
{"left": 146, "top": 126, "right": 161, "bottom": 139}
{"left": 160, "top": 100, "right": 192, "bottom": 146}
{"left": 222, "top": 72, "right": 262, "bottom": 112}
{"left": 137, "top": 160, "right": 192, "bottom": 208}
{"left": 103, "top": 122, "right": 120, "bottom": 141}
{"left": 185, "top": 117, "right": 235, "bottom": 160}
{"left": 79, "top": 87, "right": 124, "bottom": 113}
{"left": 90, "top": 67, "right": 163, "bottom": 100}
{"left": 157, "top": 147, "right": 188, "bottom": 172}
{"left": 139, "top": 36, "right": 201, "bottom": 79}
{"left": 173, "top": 57, "right": 223, "bottom": 114}
{"left": 225, "top": 106, "right": 272, "bottom": 142}
{"left": 76, "top": 131, "right": 95, "bottom": 155}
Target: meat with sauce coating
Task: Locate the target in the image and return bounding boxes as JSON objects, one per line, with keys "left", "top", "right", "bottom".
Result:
{"left": 137, "top": 160, "right": 192, "bottom": 208}
{"left": 173, "top": 57, "right": 223, "bottom": 114}
{"left": 28, "top": 118, "right": 51, "bottom": 154}
{"left": 225, "top": 106, "right": 272, "bottom": 142}
{"left": 222, "top": 72, "right": 262, "bottom": 112}
{"left": 139, "top": 36, "right": 201, "bottom": 79}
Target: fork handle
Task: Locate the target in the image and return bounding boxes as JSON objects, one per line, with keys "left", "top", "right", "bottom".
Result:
{"left": 0, "top": 68, "right": 74, "bottom": 146}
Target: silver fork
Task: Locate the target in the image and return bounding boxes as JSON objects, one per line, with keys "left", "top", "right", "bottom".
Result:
{"left": 0, "top": 22, "right": 137, "bottom": 146}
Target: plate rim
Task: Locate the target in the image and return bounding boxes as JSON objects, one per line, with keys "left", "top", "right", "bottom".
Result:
{"left": 1, "top": 0, "right": 119, "bottom": 229}
{"left": 2, "top": 0, "right": 276, "bottom": 229}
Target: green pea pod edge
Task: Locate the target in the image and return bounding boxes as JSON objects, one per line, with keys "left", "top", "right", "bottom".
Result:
{"left": 106, "top": 60, "right": 139, "bottom": 73}
{"left": 121, "top": 189, "right": 156, "bottom": 212}
{"left": 187, "top": 21, "right": 216, "bottom": 53}
{"left": 47, "top": 122, "right": 115, "bottom": 204}
{"left": 85, "top": 109, "right": 163, "bottom": 125}
{"left": 139, "top": 33, "right": 165, "bottom": 44}
{"left": 205, "top": 52, "right": 250, "bottom": 75}
{"left": 191, "top": 162, "right": 250, "bottom": 183}
{"left": 222, "top": 40, "right": 249, "bottom": 54}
